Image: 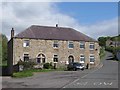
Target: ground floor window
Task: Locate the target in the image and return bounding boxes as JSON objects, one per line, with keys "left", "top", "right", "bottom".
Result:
{"left": 53, "top": 55, "right": 58, "bottom": 62}
{"left": 80, "top": 55, "right": 85, "bottom": 63}
{"left": 37, "top": 54, "right": 46, "bottom": 63}
{"left": 37, "top": 58, "right": 41, "bottom": 63}
{"left": 90, "top": 55, "right": 95, "bottom": 64}
{"left": 24, "top": 54, "right": 29, "bottom": 62}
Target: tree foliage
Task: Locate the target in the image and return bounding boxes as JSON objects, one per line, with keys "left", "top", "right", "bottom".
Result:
{"left": 0, "top": 34, "right": 8, "bottom": 65}
{"left": 98, "top": 37, "right": 108, "bottom": 46}
{"left": 98, "top": 36, "right": 120, "bottom": 46}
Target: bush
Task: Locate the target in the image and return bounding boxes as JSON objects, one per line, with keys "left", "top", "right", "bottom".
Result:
{"left": 49, "top": 62, "right": 54, "bottom": 69}
{"left": 43, "top": 63, "right": 50, "bottom": 69}
{"left": 100, "top": 47, "right": 105, "bottom": 59}
{"left": 18, "top": 61, "right": 36, "bottom": 70}
{"left": 105, "top": 46, "right": 120, "bottom": 59}
{"left": 105, "top": 46, "right": 120, "bottom": 53}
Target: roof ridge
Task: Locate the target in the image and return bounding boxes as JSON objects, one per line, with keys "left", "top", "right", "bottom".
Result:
{"left": 31, "top": 25, "right": 71, "bottom": 29}
{"left": 15, "top": 25, "right": 97, "bottom": 42}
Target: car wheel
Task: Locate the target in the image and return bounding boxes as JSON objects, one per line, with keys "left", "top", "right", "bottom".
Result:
{"left": 81, "top": 68, "right": 84, "bottom": 71}
{"left": 73, "top": 68, "right": 77, "bottom": 71}
{"left": 73, "top": 68, "right": 75, "bottom": 71}
{"left": 67, "top": 68, "right": 70, "bottom": 71}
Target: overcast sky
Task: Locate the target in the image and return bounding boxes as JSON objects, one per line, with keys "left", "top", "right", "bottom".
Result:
{"left": 1, "top": 1, "right": 118, "bottom": 40}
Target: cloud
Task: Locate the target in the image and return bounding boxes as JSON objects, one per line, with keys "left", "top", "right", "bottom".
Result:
{"left": 77, "top": 18, "right": 118, "bottom": 39}
{"left": 1, "top": 2, "right": 118, "bottom": 40}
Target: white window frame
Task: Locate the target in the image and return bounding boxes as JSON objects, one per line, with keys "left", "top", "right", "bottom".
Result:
{"left": 89, "top": 43, "right": 94, "bottom": 50}
{"left": 53, "top": 54, "right": 58, "bottom": 63}
{"left": 23, "top": 40, "right": 30, "bottom": 47}
{"left": 80, "top": 54, "right": 85, "bottom": 63}
{"left": 53, "top": 40, "right": 59, "bottom": 48}
{"left": 23, "top": 53, "right": 29, "bottom": 62}
{"left": 80, "top": 41, "right": 85, "bottom": 49}
{"left": 89, "top": 54, "right": 95, "bottom": 64}
{"left": 68, "top": 41, "right": 74, "bottom": 49}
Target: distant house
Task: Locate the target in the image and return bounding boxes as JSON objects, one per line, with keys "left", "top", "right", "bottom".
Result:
{"left": 106, "top": 39, "right": 120, "bottom": 47}
{"left": 8, "top": 25, "right": 100, "bottom": 74}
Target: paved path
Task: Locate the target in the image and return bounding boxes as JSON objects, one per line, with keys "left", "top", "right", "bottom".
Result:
{"left": 2, "top": 52, "right": 118, "bottom": 88}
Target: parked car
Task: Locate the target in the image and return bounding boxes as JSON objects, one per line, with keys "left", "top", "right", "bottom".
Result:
{"left": 67, "top": 62, "right": 85, "bottom": 71}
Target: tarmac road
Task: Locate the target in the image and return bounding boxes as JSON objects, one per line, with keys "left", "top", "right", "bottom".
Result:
{"left": 63, "top": 51, "right": 118, "bottom": 88}
{"left": 2, "top": 52, "right": 118, "bottom": 88}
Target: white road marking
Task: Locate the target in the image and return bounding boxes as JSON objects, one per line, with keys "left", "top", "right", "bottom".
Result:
{"left": 62, "top": 63, "right": 103, "bottom": 88}
{"left": 81, "top": 63, "right": 103, "bottom": 79}
{"left": 62, "top": 78, "right": 79, "bottom": 88}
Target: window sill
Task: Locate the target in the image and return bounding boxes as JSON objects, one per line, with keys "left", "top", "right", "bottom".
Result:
{"left": 53, "top": 62, "right": 58, "bottom": 63}
{"left": 90, "top": 49, "right": 94, "bottom": 51}
{"left": 68, "top": 48, "right": 74, "bottom": 49}
{"left": 53, "top": 47, "right": 59, "bottom": 49}
{"left": 90, "top": 62, "right": 94, "bottom": 64}
{"left": 23, "top": 46, "right": 30, "bottom": 48}
{"left": 80, "top": 48, "right": 85, "bottom": 50}
{"left": 80, "top": 61, "right": 85, "bottom": 63}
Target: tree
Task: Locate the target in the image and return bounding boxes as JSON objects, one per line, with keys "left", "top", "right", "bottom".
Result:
{"left": 98, "top": 37, "right": 107, "bottom": 46}
{"left": 98, "top": 36, "right": 112, "bottom": 47}
{"left": 0, "top": 34, "right": 8, "bottom": 65}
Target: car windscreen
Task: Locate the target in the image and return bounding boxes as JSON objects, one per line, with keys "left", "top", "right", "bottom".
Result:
{"left": 73, "top": 63, "right": 81, "bottom": 66}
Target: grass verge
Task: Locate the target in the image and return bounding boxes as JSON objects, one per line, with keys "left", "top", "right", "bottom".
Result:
{"left": 13, "top": 69, "right": 64, "bottom": 78}
{"left": 100, "top": 47, "right": 106, "bottom": 60}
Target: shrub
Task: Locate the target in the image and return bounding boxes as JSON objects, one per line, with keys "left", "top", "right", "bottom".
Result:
{"left": 43, "top": 63, "right": 50, "bottom": 69}
{"left": 105, "top": 46, "right": 120, "bottom": 59}
{"left": 18, "top": 61, "right": 36, "bottom": 70}
{"left": 100, "top": 47, "right": 105, "bottom": 59}
{"left": 49, "top": 62, "right": 54, "bottom": 69}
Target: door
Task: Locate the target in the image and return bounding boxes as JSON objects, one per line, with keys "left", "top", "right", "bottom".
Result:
{"left": 68, "top": 55, "right": 74, "bottom": 63}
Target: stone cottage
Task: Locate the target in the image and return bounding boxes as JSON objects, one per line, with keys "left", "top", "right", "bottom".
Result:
{"left": 8, "top": 25, "right": 100, "bottom": 73}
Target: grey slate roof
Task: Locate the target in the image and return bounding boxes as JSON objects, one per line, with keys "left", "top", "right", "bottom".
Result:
{"left": 15, "top": 25, "right": 96, "bottom": 42}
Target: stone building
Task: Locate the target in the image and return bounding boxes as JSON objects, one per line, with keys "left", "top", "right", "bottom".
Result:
{"left": 8, "top": 25, "right": 100, "bottom": 73}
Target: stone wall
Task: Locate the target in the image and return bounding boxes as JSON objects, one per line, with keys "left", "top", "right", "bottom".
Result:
{"left": 12, "top": 38, "right": 100, "bottom": 68}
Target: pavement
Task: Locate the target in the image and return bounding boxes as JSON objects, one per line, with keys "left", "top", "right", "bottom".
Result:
{"left": 1, "top": 51, "right": 118, "bottom": 88}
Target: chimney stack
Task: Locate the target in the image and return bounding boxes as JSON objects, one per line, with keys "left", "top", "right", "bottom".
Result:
{"left": 11, "top": 27, "right": 14, "bottom": 38}
{"left": 56, "top": 24, "right": 58, "bottom": 27}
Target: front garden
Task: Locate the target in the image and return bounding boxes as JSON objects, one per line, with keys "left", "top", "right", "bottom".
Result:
{"left": 13, "top": 61, "right": 65, "bottom": 78}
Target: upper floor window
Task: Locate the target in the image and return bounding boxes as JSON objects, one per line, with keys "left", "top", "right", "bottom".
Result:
{"left": 80, "top": 41, "right": 85, "bottom": 49}
{"left": 53, "top": 55, "right": 58, "bottom": 62}
{"left": 89, "top": 55, "right": 95, "bottom": 64}
{"left": 80, "top": 55, "right": 85, "bottom": 63}
{"left": 68, "top": 41, "right": 74, "bottom": 48}
{"left": 24, "top": 54, "right": 29, "bottom": 62}
{"left": 89, "top": 43, "right": 94, "bottom": 50}
{"left": 53, "top": 40, "right": 59, "bottom": 48}
{"left": 23, "top": 40, "right": 30, "bottom": 47}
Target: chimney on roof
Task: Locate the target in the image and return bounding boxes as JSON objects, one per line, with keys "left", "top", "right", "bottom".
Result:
{"left": 11, "top": 27, "right": 14, "bottom": 38}
{"left": 56, "top": 24, "right": 58, "bottom": 27}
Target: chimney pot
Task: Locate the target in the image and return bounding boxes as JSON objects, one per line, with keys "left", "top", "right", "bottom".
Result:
{"left": 11, "top": 27, "right": 14, "bottom": 38}
{"left": 56, "top": 24, "right": 58, "bottom": 27}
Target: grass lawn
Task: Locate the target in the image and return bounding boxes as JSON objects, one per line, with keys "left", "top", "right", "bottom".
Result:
{"left": 13, "top": 69, "right": 64, "bottom": 78}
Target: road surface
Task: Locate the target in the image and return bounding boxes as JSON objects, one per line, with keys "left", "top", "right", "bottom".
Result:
{"left": 2, "top": 52, "right": 118, "bottom": 88}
